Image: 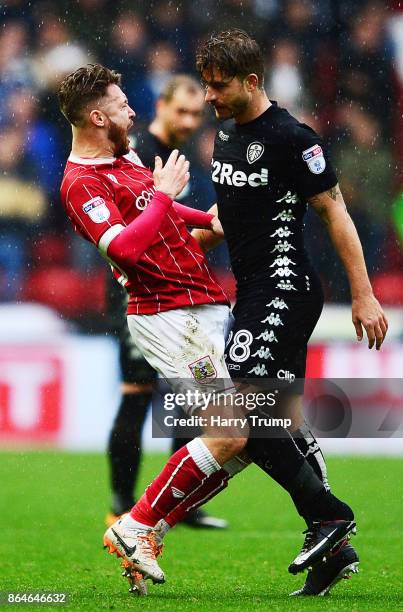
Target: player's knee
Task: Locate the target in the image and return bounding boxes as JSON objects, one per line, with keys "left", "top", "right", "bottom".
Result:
{"left": 204, "top": 436, "right": 248, "bottom": 464}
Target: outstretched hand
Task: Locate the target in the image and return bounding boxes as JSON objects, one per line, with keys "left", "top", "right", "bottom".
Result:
{"left": 153, "top": 149, "right": 190, "bottom": 200}
{"left": 352, "top": 294, "right": 388, "bottom": 350}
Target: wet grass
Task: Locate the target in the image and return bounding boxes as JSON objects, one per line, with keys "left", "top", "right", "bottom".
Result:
{"left": 1, "top": 452, "right": 402, "bottom": 610}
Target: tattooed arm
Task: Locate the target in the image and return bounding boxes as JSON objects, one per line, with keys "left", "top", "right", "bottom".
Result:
{"left": 308, "top": 183, "right": 388, "bottom": 350}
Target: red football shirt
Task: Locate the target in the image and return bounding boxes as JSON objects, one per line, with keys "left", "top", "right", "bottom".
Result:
{"left": 60, "top": 150, "right": 229, "bottom": 314}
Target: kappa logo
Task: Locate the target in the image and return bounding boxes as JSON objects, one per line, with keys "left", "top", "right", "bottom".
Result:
{"left": 82, "top": 196, "right": 110, "bottom": 223}
{"left": 218, "top": 130, "right": 229, "bottom": 141}
{"left": 270, "top": 226, "right": 294, "bottom": 238}
{"left": 276, "top": 191, "right": 298, "bottom": 205}
{"left": 248, "top": 363, "right": 268, "bottom": 376}
{"left": 271, "top": 240, "right": 296, "bottom": 253}
{"left": 171, "top": 487, "right": 185, "bottom": 499}
{"left": 270, "top": 266, "right": 297, "bottom": 278}
{"left": 261, "top": 313, "right": 283, "bottom": 326}
{"left": 272, "top": 209, "right": 296, "bottom": 222}
{"left": 251, "top": 346, "right": 274, "bottom": 360}
{"left": 256, "top": 329, "right": 278, "bottom": 342}
{"left": 188, "top": 355, "right": 216, "bottom": 383}
{"left": 276, "top": 279, "right": 297, "bottom": 291}
{"left": 270, "top": 256, "right": 296, "bottom": 268}
{"left": 247, "top": 141, "right": 264, "bottom": 164}
{"left": 266, "top": 297, "right": 289, "bottom": 310}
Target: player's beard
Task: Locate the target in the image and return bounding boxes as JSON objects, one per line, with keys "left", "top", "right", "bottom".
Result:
{"left": 213, "top": 94, "right": 249, "bottom": 121}
{"left": 107, "top": 118, "right": 131, "bottom": 157}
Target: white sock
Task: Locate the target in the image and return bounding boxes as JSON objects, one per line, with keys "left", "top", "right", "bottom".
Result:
{"left": 186, "top": 437, "right": 221, "bottom": 476}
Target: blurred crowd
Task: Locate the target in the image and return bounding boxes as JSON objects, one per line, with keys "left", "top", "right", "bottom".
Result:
{"left": 1, "top": 0, "right": 402, "bottom": 325}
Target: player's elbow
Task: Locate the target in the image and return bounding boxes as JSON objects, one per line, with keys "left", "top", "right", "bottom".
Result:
{"left": 98, "top": 224, "right": 140, "bottom": 267}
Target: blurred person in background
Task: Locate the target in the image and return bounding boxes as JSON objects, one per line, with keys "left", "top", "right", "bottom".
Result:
{"left": 61, "top": 0, "right": 117, "bottom": 58}
{"left": 106, "top": 74, "right": 228, "bottom": 530}
{"left": 0, "top": 20, "right": 35, "bottom": 120}
{"left": 149, "top": 1, "right": 192, "bottom": 71}
{"left": 306, "top": 103, "right": 395, "bottom": 301}
{"left": 335, "top": 105, "right": 394, "bottom": 277}
{"left": 266, "top": 38, "right": 307, "bottom": 117}
{"left": 0, "top": 126, "right": 47, "bottom": 300}
{"left": 144, "top": 41, "right": 180, "bottom": 112}
{"left": 30, "top": 13, "right": 93, "bottom": 92}
{"left": 338, "top": 1, "right": 396, "bottom": 136}
{"left": 6, "top": 88, "right": 64, "bottom": 200}
{"left": 107, "top": 11, "right": 150, "bottom": 105}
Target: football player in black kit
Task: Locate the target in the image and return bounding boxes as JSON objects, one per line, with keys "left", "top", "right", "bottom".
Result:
{"left": 106, "top": 74, "right": 227, "bottom": 530}
{"left": 194, "top": 30, "right": 388, "bottom": 595}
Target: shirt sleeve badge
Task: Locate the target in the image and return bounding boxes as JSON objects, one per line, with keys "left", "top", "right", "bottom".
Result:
{"left": 302, "top": 144, "right": 326, "bottom": 174}
{"left": 82, "top": 196, "right": 111, "bottom": 223}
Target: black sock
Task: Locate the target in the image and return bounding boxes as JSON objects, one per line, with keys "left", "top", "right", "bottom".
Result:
{"left": 246, "top": 409, "right": 353, "bottom": 522}
{"left": 107, "top": 392, "right": 150, "bottom": 514}
{"left": 288, "top": 462, "right": 354, "bottom": 522}
{"left": 292, "top": 424, "right": 330, "bottom": 490}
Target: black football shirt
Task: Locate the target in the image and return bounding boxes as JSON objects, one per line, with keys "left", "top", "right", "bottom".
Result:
{"left": 212, "top": 102, "right": 337, "bottom": 302}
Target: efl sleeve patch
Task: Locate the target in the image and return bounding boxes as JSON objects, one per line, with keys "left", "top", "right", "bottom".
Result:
{"left": 82, "top": 196, "right": 111, "bottom": 223}
{"left": 302, "top": 144, "right": 326, "bottom": 174}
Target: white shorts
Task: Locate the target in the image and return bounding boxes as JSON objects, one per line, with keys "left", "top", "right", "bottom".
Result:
{"left": 127, "top": 304, "right": 234, "bottom": 405}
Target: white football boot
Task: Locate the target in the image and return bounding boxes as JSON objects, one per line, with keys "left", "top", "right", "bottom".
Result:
{"left": 103, "top": 517, "right": 165, "bottom": 585}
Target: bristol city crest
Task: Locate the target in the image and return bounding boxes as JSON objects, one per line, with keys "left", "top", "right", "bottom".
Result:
{"left": 247, "top": 141, "right": 264, "bottom": 164}
{"left": 188, "top": 355, "right": 217, "bottom": 383}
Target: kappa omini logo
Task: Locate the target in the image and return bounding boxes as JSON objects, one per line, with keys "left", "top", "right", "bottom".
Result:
{"left": 247, "top": 141, "right": 264, "bottom": 164}
{"left": 188, "top": 355, "right": 216, "bottom": 383}
{"left": 82, "top": 196, "right": 110, "bottom": 223}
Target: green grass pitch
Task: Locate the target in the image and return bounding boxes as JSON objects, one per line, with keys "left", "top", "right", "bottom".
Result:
{"left": 1, "top": 452, "right": 402, "bottom": 611}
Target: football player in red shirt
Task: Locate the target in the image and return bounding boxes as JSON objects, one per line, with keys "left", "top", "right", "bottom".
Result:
{"left": 105, "top": 75, "right": 228, "bottom": 531}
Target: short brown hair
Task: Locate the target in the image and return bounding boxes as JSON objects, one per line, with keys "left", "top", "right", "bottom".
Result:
{"left": 159, "top": 74, "right": 203, "bottom": 102}
{"left": 196, "top": 29, "right": 264, "bottom": 87}
{"left": 58, "top": 64, "right": 122, "bottom": 127}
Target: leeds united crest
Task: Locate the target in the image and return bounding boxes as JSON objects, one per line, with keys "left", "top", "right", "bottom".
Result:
{"left": 247, "top": 141, "right": 264, "bottom": 164}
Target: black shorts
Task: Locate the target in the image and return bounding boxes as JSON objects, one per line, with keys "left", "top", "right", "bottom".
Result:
{"left": 119, "top": 324, "right": 156, "bottom": 385}
{"left": 225, "top": 287, "right": 324, "bottom": 381}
